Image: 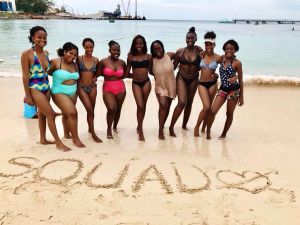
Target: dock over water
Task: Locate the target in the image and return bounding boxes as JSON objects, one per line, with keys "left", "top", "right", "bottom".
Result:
{"left": 232, "top": 19, "right": 300, "bottom": 24}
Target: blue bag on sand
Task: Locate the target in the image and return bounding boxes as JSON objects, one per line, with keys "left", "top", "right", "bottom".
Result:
{"left": 23, "top": 102, "right": 37, "bottom": 119}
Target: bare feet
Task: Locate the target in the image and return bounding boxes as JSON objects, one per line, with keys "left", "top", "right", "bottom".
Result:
{"left": 107, "top": 128, "right": 113, "bottom": 139}
{"left": 169, "top": 127, "right": 176, "bottom": 137}
{"left": 206, "top": 130, "right": 211, "bottom": 140}
{"left": 194, "top": 126, "right": 200, "bottom": 137}
{"left": 73, "top": 139, "right": 86, "bottom": 148}
{"left": 138, "top": 129, "right": 145, "bottom": 141}
{"left": 40, "top": 139, "right": 55, "bottom": 145}
{"left": 182, "top": 125, "right": 188, "bottom": 130}
{"left": 92, "top": 133, "right": 103, "bottom": 143}
{"left": 159, "top": 129, "right": 165, "bottom": 140}
{"left": 218, "top": 134, "right": 226, "bottom": 140}
{"left": 56, "top": 142, "right": 71, "bottom": 152}
{"left": 64, "top": 134, "right": 72, "bottom": 139}
{"left": 113, "top": 127, "right": 119, "bottom": 133}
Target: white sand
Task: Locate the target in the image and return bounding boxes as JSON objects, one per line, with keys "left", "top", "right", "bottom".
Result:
{"left": 0, "top": 77, "right": 299, "bottom": 225}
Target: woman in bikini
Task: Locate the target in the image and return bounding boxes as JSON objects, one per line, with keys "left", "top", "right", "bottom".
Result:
{"left": 194, "top": 31, "right": 222, "bottom": 137}
{"left": 125, "top": 35, "right": 152, "bottom": 141}
{"left": 21, "top": 26, "right": 70, "bottom": 151}
{"left": 48, "top": 42, "right": 85, "bottom": 148}
{"left": 150, "top": 40, "right": 176, "bottom": 140}
{"left": 169, "top": 27, "right": 202, "bottom": 137}
{"left": 77, "top": 38, "right": 102, "bottom": 143}
{"left": 206, "top": 39, "right": 244, "bottom": 139}
{"left": 97, "top": 40, "right": 126, "bottom": 139}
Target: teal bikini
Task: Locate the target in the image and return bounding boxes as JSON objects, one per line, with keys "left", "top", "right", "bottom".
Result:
{"left": 51, "top": 59, "right": 79, "bottom": 96}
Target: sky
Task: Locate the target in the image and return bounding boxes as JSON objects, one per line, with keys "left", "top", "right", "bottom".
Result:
{"left": 54, "top": 0, "right": 300, "bottom": 20}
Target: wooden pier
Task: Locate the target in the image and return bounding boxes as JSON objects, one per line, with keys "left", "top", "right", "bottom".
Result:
{"left": 232, "top": 19, "right": 300, "bottom": 24}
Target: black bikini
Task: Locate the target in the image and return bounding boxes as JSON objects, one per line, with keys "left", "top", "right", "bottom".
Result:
{"left": 131, "top": 58, "right": 150, "bottom": 88}
{"left": 131, "top": 59, "right": 150, "bottom": 69}
{"left": 177, "top": 48, "right": 201, "bottom": 85}
{"left": 198, "top": 80, "right": 217, "bottom": 89}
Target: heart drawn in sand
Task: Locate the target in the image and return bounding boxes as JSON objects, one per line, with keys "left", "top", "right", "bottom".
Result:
{"left": 216, "top": 170, "right": 272, "bottom": 194}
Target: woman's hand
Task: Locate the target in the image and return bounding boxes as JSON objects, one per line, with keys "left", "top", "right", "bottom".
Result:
{"left": 238, "top": 97, "right": 244, "bottom": 106}
{"left": 228, "top": 76, "right": 238, "bottom": 83}
{"left": 25, "top": 96, "right": 35, "bottom": 106}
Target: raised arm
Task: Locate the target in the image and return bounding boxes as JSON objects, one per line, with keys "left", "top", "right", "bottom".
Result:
{"left": 167, "top": 52, "right": 176, "bottom": 61}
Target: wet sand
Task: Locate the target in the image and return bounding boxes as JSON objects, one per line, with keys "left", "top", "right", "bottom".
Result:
{"left": 0, "top": 77, "right": 299, "bottom": 225}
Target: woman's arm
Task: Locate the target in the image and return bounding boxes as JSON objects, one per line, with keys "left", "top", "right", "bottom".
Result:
{"left": 236, "top": 60, "right": 244, "bottom": 106}
{"left": 21, "top": 50, "right": 34, "bottom": 105}
{"left": 173, "top": 49, "right": 181, "bottom": 70}
{"left": 96, "top": 59, "right": 104, "bottom": 78}
{"left": 167, "top": 52, "right": 176, "bottom": 61}
{"left": 47, "top": 59, "right": 56, "bottom": 76}
{"left": 124, "top": 53, "right": 133, "bottom": 78}
{"left": 148, "top": 54, "right": 154, "bottom": 76}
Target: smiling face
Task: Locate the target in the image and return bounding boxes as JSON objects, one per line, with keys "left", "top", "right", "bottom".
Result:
{"left": 32, "top": 30, "right": 47, "bottom": 48}
{"left": 224, "top": 43, "right": 236, "bottom": 58}
{"left": 134, "top": 38, "right": 144, "bottom": 54}
{"left": 64, "top": 48, "right": 78, "bottom": 63}
{"left": 204, "top": 41, "right": 215, "bottom": 54}
{"left": 153, "top": 42, "right": 164, "bottom": 58}
{"left": 109, "top": 44, "right": 120, "bottom": 60}
{"left": 186, "top": 33, "right": 197, "bottom": 47}
{"left": 83, "top": 41, "right": 94, "bottom": 56}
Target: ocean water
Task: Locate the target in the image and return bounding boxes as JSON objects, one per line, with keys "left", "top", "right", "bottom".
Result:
{"left": 0, "top": 19, "right": 300, "bottom": 79}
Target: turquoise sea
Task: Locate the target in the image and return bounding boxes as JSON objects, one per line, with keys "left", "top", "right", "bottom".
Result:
{"left": 0, "top": 19, "right": 300, "bottom": 79}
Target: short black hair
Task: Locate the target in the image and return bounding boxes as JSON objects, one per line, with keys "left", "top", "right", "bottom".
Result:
{"left": 223, "top": 39, "right": 239, "bottom": 52}
{"left": 204, "top": 31, "right": 216, "bottom": 40}
{"left": 82, "top": 38, "right": 94, "bottom": 47}
{"left": 28, "top": 26, "right": 47, "bottom": 43}
{"left": 150, "top": 40, "right": 165, "bottom": 58}
{"left": 130, "top": 34, "right": 148, "bottom": 55}
{"left": 57, "top": 42, "right": 78, "bottom": 57}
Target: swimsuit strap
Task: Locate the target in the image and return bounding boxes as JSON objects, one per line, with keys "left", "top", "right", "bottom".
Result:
{"left": 59, "top": 58, "right": 62, "bottom": 69}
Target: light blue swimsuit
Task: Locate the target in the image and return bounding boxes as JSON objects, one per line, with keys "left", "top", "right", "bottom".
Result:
{"left": 51, "top": 69, "right": 79, "bottom": 96}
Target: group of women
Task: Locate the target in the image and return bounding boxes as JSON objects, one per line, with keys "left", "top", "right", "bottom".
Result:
{"left": 21, "top": 25, "right": 244, "bottom": 152}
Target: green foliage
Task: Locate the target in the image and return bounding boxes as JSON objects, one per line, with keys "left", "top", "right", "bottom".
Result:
{"left": 16, "top": 0, "right": 54, "bottom": 14}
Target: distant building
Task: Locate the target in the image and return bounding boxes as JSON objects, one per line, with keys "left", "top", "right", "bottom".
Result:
{"left": 0, "top": 0, "right": 16, "bottom": 12}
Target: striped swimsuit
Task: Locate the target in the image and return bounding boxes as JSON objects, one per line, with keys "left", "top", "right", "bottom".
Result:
{"left": 29, "top": 50, "right": 51, "bottom": 95}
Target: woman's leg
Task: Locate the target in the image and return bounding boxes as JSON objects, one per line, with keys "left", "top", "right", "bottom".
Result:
{"left": 78, "top": 87, "right": 102, "bottom": 143}
{"left": 219, "top": 99, "right": 238, "bottom": 139}
{"left": 103, "top": 92, "right": 117, "bottom": 139}
{"left": 31, "top": 89, "right": 70, "bottom": 151}
{"left": 194, "top": 85, "right": 212, "bottom": 136}
{"left": 169, "top": 78, "right": 187, "bottom": 137}
{"left": 156, "top": 94, "right": 169, "bottom": 140}
{"left": 182, "top": 78, "right": 198, "bottom": 129}
{"left": 52, "top": 94, "right": 85, "bottom": 148}
{"left": 113, "top": 91, "right": 126, "bottom": 132}
{"left": 132, "top": 81, "right": 151, "bottom": 141}
{"left": 206, "top": 95, "right": 226, "bottom": 139}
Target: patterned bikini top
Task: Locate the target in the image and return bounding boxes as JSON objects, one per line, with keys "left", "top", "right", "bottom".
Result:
{"left": 78, "top": 56, "right": 97, "bottom": 73}
{"left": 29, "top": 50, "right": 51, "bottom": 79}
{"left": 200, "top": 56, "right": 218, "bottom": 70}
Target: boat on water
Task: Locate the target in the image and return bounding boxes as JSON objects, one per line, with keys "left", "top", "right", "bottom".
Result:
{"left": 109, "top": 18, "right": 115, "bottom": 23}
{"left": 218, "top": 19, "right": 235, "bottom": 24}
